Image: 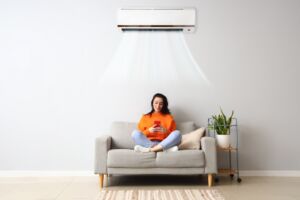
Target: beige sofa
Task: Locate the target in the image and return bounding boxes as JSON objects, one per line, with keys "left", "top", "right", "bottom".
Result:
{"left": 94, "top": 121, "right": 217, "bottom": 188}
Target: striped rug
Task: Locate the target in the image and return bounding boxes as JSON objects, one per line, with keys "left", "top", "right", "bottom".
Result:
{"left": 98, "top": 189, "right": 224, "bottom": 200}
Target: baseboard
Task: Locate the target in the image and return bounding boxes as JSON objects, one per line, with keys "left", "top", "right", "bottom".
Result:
{"left": 240, "top": 170, "right": 300, "bottom": 177}
{"left": 0, "top": 170, "right": 300, "bottom": 177}
{"left": 0, "top": 171, "right": 94, "bottom": 177}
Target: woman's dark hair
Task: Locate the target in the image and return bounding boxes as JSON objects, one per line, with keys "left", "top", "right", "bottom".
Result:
{"left": 146, "top": 93, "right": 171, "bottom": 115}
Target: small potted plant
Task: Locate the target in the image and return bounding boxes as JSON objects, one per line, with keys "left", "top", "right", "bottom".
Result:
{"left": 209, "top": 108, "right": 234, "bottom": 148}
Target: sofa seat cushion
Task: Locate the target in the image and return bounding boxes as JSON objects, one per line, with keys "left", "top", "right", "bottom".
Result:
{"left": 156, "top": 150, "right": 205, "bottom": 168}
{"left": 107, "top": 149, "right": 156, "bottom": 168}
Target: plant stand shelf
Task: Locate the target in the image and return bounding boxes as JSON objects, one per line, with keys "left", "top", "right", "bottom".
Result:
{"left": 208, "top": 118, "right": 242, "bottom": 183}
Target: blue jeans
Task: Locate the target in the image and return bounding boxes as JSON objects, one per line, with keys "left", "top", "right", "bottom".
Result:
{"left": 131, "top": 130, "right": 182, "bottom": 150}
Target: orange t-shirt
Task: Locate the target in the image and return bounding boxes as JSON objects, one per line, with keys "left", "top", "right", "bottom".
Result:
{"left": 138, "top": 112, "right": 176, "bottom": 141}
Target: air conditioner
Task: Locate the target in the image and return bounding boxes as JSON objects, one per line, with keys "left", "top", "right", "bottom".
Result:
{"left": 117, "top": 8, "right": 196, "bottom": 32}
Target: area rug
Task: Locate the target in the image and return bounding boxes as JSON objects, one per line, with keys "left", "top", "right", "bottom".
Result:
{"left": 98, "top": 189, "right": 225, "bottom": 200}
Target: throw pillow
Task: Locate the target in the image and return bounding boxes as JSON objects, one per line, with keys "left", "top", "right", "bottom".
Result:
{"left": 178, "top": 127, "right": 205, "bottom": 150}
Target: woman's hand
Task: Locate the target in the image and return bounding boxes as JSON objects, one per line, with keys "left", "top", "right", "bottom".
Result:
{"left": 159, "top": 126, "right": 167, "bottom": 133}
{"left": 148, "top": 125, "right": 160, "bottom": 133}
{"left": 148, "top": 125, "right": 167, "bottom": 133}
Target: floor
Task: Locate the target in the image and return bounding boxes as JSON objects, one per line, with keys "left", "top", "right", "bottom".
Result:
{"left": 0, "top": 175, "right": 300, "bottom": 200}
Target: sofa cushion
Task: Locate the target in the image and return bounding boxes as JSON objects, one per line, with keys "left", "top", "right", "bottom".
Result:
{"left": 109, "top": 121, "right": 196, "bottom": 149}
{"left": 156, "top": 150, "right": 205, "bottom": 168}
{"left": 178, "top": 127, "right": 205, "bottom": 150}
{"left": 110, "top": 121, "right": 137, "bottom": 149}
{"left": 176, "top": 121, "right": 196, "bottom": 134}
{"left": 107, "top": 149, "right": 156, "bottom": 168}
{"left": 110, "top": 122, "right": 195, "bottom": 149}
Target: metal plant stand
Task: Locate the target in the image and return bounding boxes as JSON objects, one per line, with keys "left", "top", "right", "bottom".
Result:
{"left": 207, "top": 118, "right": 242, "bottom": 183}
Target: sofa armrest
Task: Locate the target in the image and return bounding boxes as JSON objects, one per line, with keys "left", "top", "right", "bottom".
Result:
{"left": 94, "top": 135, "right": 112, "bottom": 174}
{"left": 201, "top": 137, "right": 217, "bottom": 174}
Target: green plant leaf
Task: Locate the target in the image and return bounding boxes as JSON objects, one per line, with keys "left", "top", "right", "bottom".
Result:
{"left": 210, "top": 108, "right": 234, "bottom": 135}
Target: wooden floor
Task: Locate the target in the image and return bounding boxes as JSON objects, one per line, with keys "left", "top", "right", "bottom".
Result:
{"left": 0, "top": 175, "right": 300, "bottom": 200}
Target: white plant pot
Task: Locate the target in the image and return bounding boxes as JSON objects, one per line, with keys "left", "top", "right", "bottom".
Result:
{"left": 216, "top": 134, "right": 230, "bottom": 148}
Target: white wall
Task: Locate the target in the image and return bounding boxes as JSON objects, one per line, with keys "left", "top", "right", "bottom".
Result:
{"left": 0, "top": 0, "right": 300, "bottom": 171}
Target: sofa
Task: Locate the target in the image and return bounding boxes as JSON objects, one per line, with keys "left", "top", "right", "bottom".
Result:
{"left": 94, "top": 121, "right": 217, "bottom": 188}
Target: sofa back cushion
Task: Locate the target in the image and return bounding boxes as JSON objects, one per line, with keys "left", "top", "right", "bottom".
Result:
{"left": 176, "top": 121, "right": 196, "bottom": 135}
{"left": 110, "top": 121, "right": 196, "bottom": 149}
{"left": 110, "top": 121, "right": 137, "bottom": 149}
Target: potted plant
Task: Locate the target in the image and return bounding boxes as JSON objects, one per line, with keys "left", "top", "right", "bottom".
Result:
{"left": 209, "top": 108, "right": 234, "bottom": 148}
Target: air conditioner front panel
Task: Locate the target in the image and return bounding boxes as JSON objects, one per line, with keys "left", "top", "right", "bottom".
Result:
{"left": 117, "top": 9, "right": 196, "bottom": 28}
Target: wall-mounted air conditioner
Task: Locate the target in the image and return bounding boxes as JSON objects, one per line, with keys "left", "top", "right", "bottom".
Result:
{"left": 117, "top": 8, "right": 196, "bottom": 32}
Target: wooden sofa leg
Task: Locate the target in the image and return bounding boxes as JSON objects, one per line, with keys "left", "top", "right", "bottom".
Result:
{"left": 99, "top": 174, "right": 104, "bottom": 189}
{"left": 104, "top": 174, "right": 108, "bottom": 187}
{"left": 208, "top": 174, "right": 213, "bottom": 187}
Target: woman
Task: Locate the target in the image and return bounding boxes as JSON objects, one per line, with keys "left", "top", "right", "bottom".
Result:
{"left": 132, "top": 93, "right": 182, "bottom": 153}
